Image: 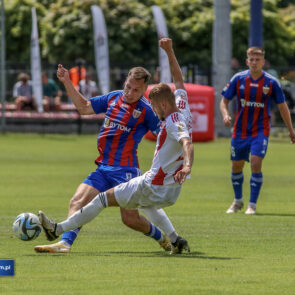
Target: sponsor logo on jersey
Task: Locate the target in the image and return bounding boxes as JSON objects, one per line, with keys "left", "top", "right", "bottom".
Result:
{"left": 110, "top": 101, "right": 116, "bottom": 107}
{"left": 178, "top": 122, "right": 185, "bottom": 131}
{"left": 263, "top": 86, "right": 270, "bottom": 95}
{"left": 103, "top": 117, "right": 131, "bottom": 132}
{"left": 121, "top": 103, "right": 129, "bottom": 109}
{"left": 250, "top": 83, "right": 258, "bottom": 87}
{"left": 239, "top": 84, "right": 245, "bottom": 90}
{"left": 133, "top": 109, "right": 142, "bottom": 118}
{"left": 240, "top": 98, "right": 264, "bottom": 108}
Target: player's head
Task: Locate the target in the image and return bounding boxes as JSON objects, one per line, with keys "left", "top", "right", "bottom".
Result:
{"left": 246, "top": 47, "right": 265, "bottom": 74}
{"left": 75, "top": 58, "right": 85, "bottom": 67}
{"left": 123, "top": 67, "right": 151, "bottom": 104}
{"left": 149, "top": 83, "right": 176, "bottom": 120}
{"left": 18, "top": 73, "right": 30, "bottom": 84}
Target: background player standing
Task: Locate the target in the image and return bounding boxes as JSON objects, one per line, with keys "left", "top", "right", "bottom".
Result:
{"left": 220, "top": 47, "right": 295, "bottom": 215}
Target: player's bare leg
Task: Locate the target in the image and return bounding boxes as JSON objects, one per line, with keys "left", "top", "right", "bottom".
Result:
{"left": 121, "top": 208, "right": 172, "bottom": 251}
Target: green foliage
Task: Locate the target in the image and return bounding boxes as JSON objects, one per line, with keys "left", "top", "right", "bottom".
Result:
{"left": 263, "top": 0, "right": 295, "bottom": 66}
{"left": 3, "top": 0, "right": 295, "bottom": 67}
{"left": 164, "top": 0, "right": 214, "bottom": 67}
{"left": 5, "top": 0, "right": 46, "bottom": 62}
{"left": 40, "top": 0, "right": 98, "bottom": 63}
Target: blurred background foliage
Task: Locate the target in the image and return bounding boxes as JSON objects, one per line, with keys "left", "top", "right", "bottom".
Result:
{"left": 3, "top": 0, "right": 295, "bottom": 67}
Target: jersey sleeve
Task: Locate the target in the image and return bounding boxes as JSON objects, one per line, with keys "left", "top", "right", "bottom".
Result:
{"left": 271, "top": 79, "right": 286, "bottom": 104}
{"left": 221, "top": 73, "right": 239, "bottom": 101}
{"left": 167, "top": 114, "right": 190, "bottom": 142}
{"left": 174, "top": 89, "right": 188, "bottom": 101}
{"left": 90, "top": 91, "right": 120, "bottom": 114}
{"left": 145, "top": 107, "right": 161, "bottom": 135}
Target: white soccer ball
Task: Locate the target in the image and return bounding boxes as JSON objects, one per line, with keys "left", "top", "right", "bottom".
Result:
{"left": 13, "top": 213, "right": 42, "bottom": 241}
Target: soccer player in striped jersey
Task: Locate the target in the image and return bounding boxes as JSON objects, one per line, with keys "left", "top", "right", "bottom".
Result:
{"left": 37, "top": 38, "right": 194, "bottom": 254}
{"left": 220, "top": 47, "right": 295, "bottom": 215}
{"left": 34, "top": 64, "right": 187, "bottom": 253}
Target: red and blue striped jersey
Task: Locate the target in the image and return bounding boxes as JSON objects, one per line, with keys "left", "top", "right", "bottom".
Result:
{"left": 90, "top": 90, "right": 160, "bottom": 168}
{"left": 221, "top": 70, "right": 285, "bottom": 139}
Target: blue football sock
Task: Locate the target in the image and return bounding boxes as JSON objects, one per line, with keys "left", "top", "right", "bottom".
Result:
{"left": 144, "top": 222, "right": 163, "bottom": 242}
{"left": 231, "top": 172, "right": 244, "bottom": 200}
{"left": 60, "top": 228, "right": 81, "bottom": 246}
{"left": 250, "top": 172, "right": 263, "bottom": 204}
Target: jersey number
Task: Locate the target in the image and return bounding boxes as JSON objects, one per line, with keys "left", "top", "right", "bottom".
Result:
{"left": 178, "top": 100, "right": 186, "bottom": 109}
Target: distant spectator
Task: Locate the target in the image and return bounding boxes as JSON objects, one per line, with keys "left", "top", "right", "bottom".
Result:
{"left": 69, "top": 58, "right": 86, "bottom": 91}
{"left": 42, "top": 72, "right": 62, "bottom": 112}
{"left": 13, "top": 73, "right": 36, "bottom": 111}
{"left": 79, "top": 72, "right": 99, "bottom": 99}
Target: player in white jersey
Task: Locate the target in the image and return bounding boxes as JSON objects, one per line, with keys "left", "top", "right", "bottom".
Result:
{"left": 38, "top": 38, "right": 194, "bottom": 254}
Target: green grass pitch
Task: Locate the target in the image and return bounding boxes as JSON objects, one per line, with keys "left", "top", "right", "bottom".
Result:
{"left": 0, "top": 133, "right": 294, "bottom": 295}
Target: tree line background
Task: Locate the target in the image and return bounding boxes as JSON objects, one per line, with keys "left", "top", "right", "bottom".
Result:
{"left": 4, "top": 0, "right": 295, "bottom": 68}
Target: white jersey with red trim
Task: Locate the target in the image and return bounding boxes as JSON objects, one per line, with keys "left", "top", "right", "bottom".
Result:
{"left": 144, "top": 89, "right": 192, "bottom": 186}
{"left": 174, "top": 89, "right": 193, "bottom": 136}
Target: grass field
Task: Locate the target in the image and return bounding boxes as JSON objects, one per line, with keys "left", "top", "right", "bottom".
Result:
{"left": 0, "top": 133, "right": 294, "bottom": 295}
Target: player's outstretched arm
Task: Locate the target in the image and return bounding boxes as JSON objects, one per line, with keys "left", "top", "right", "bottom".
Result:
{"left": 57, "top": 64, "right": 94, "bottom": 115}
{"left": 277, "top": 102, "right": 295, "bottom": 143}
{"left": 159, "top": 38, "right": 184, "bottom": 90}
{"left": 174, "top": 137, "right": 194, "bottom": 184}
{"left": 219, "top": 97, "right": 232, "bottom": 127}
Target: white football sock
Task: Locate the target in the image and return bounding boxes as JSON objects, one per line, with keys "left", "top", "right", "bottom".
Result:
{"left": 139, "top": 208, "right": 177, "bottom": 242}
{"left": 58, "top": 192, "right": 108, "bottom": 234}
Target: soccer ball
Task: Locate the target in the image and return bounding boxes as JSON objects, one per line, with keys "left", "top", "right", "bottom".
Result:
{"left": 13, "top": 213, "right": 42, "bottom": 241}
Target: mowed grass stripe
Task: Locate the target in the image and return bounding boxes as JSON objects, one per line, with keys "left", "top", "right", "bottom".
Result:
{"left": 0, "top": 133, "right": 294, "bottom": 295}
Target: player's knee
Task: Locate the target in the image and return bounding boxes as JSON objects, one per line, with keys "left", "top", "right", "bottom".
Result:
{"left": 69, "top": 193, "right": 86, "bottom": 211}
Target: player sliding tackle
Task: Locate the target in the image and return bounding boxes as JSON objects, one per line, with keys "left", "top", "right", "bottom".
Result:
{"left": 38, "top": 38, "right": 194, "bottom": 254}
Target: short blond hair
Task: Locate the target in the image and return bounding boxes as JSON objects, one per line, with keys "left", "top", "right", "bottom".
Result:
{"left": 247, "top": 47, "right": 265, "bottom": 57}
{"left": 149, "top": 83, "right": 175, "bottom": 106}
{"left": 127, "top": 67, "right": 151, "bottom": 84}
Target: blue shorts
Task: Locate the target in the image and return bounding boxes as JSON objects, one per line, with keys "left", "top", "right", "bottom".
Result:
{"left": 231, "top": 136, "right": 269, "bottom": 162}
{"left": 83, "top": 164, "right": 142, "bottom": 192}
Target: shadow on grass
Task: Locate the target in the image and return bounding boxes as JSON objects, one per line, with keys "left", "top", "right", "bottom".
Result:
{"left": 29, "top": 251, "right": 240, "bottom": 260}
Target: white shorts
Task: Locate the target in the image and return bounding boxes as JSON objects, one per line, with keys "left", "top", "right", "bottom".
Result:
{"left": 114, "top": 174, "right": 181, "bottom": 209}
